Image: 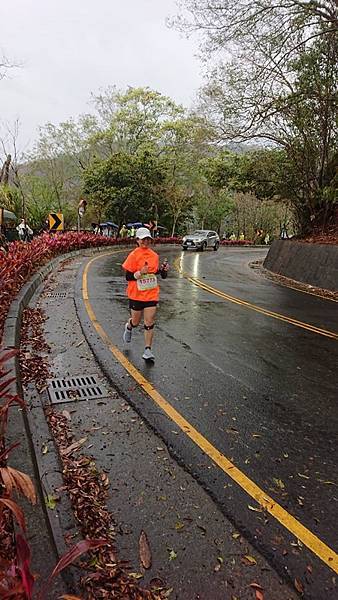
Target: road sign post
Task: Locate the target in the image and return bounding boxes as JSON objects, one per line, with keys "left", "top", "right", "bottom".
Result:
{"left": 48, "top": 213, "right": 64, "bottom": 232}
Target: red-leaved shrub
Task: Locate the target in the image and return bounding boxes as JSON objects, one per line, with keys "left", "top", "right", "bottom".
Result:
{"left": 220, "top": 239, "right": 252, "bottom": 246}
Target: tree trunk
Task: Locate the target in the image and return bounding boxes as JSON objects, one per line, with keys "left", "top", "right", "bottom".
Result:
{"left": 171, "top": 216, "right": 178, "bottom": 237}
{"left": 0, "top": 154, "right": 11, "bottom": 184}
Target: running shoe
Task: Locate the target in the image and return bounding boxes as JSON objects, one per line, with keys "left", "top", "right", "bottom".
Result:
{"left": 142, "top": 347, "right": 155, "bottom": 361}
{"left": 123, "top": 321, "right": 132, "bottom": 343}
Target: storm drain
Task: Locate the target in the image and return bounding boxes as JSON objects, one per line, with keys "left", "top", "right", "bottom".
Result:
{"left": 44, "top": 292, "right": 69, "bottom": 299}
{"left": 47, "top": 374, "right": 107, "bottom": 404}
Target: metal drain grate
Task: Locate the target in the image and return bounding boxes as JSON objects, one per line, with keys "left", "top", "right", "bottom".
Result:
{"left": 44, "top": 292, "right": 68, "bottom": 299}
{"left": 47, "top": 374, "right": 107, "bottom": 404}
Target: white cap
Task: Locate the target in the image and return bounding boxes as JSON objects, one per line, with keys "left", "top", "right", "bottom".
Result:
{"left": 136, "top": 227, "right": 152, "bottom": 239}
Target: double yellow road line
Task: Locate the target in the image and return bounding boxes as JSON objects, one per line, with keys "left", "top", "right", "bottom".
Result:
{"left": 82, "top": 250, "right": 338, "bottom": 574}
{"left": 174, "top": 257, "right": 338, "bottom": 341}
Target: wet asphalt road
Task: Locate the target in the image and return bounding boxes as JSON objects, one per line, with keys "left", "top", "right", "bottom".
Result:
{"left": 81, "top": 246, "right": 338, "bottom": 599}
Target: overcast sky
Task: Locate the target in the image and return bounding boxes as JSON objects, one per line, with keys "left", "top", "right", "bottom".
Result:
{"left": 1, "top": 0, "right": 203, "bottom": 149}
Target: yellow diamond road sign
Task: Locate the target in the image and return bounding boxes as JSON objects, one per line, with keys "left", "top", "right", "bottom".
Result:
{"left": 49, "top": 213, "right": 64, "bottom": 231}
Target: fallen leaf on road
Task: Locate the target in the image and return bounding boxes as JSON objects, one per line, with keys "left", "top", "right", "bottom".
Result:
{"left": 250, "top": 583, "right": 263, "bottom": 590}
{"left": 298, "top": 473, "right": 310, "bottom": 479}
{"left": 273, "top": 478, "right": 285, "bottom": 489}
{"left": 139, "top": 530, "right": 152, "bottom": 569}
{"left": 294, "top": 578, "right": 304, "bottom": 593}
{"left": 248, "top": 505, "right": 262, "bottom": 512}
{"left": 232, "top": 532, "right": 240, "bottom": 539}
{"left": 129, "top": 572, "right": 144, "bottom": 579}
{"left": 42, "top": 444, "right": 49, "bottom": 455}
{"left": 317, "top": 479, "right": 336, "bottom": 485}
{"left": 175, "top": 522, "right": 185, "bottom": 531}
{"left": 255, "top": 591, "right": 264, "bottom": 600}
{"left": 62, "top": 410, "right": 72, "bottom": 421}
{"left": 150, "top": 577, "right": 165, "bottom": 589}
{"left": 61, "top": 437, "right": 87, "bottom": 457}
{"left": 168, "top": 549, "right": 177, "bottom": 561}
{"left": 243, "top": 554, "right": 257, "bottom": 565}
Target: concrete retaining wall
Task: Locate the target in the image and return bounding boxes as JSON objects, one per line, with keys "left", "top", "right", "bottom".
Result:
{"left": 264, "top": 240, "right": 338, "bottom": 292}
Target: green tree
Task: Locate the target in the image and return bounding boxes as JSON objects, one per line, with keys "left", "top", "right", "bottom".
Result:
{"left": 176, "top": 1, "right": 338, "bottom": 233}
{"left": 91, "top": 86, "right": 184, "bottom": 156}
{"left": 83, "top": 150, "right": 166, "bottom": 226}
{"left": 195, "top": 188, "right": 234, "bottom": 232}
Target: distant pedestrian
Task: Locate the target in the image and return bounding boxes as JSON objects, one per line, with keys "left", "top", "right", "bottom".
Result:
{"left": 122, "top": 227, "right": 169, "bottom": 361}
{"left": 119, "top": 224, "right": 128, "bottom": 239}
{"left": 16, "top": 219, "right": 33, "bottom": 242}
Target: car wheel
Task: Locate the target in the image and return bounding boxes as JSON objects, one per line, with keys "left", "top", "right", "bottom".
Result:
{"left": 214, "top": 242, "right": 219, "bottom": 251}
{"left": 182, "top": 246, "right": 187, "bottom": 251}
{"left": 200, "top": 242, "right": 206, "bottom": 252}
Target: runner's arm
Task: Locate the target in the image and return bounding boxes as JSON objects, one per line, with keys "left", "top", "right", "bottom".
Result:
{"left": 125, "top": 270, "right": 141, "bottom": 280}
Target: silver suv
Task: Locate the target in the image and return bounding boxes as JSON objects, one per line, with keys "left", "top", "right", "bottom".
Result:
{"left": 182, "top": 230, "right": 220, "bottom": 251}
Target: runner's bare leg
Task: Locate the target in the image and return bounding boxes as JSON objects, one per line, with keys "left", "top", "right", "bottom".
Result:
{"left": 143, "top": 306, "right": 157, "bottom": 348}
{"left": 129, "top": 309, "right": 142, "bottom": 328}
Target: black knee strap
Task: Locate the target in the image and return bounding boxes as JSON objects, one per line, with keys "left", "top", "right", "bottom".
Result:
{"left": 129, "top": 319, "right": 138, "bottom": 328}
{"left": 144, "top": 323, "right": 154, "bottom": 331}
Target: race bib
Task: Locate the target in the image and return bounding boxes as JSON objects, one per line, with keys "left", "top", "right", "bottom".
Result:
{"left": 137, "top": 273, "right": 158, "bottom": 291}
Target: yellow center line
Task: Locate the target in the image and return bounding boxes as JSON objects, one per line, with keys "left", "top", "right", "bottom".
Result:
{"left": 174, "top": 257, "right": 338, "bottom": 340}
{"left": 82, "top": 251, "right": 338, "bottom": 574}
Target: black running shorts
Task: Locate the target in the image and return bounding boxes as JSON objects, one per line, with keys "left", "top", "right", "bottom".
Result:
{"left": 129, "top": 299, "right": 158, "bottom": 311}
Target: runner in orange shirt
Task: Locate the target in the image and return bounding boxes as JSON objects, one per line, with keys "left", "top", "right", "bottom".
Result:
{"left": 122, "top": 227, "right": 169, "bottom": 361}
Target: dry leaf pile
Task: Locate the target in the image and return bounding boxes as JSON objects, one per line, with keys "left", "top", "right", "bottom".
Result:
{"left": 300, "top": 225, "right": 338, "bottom": 245}
{"left": 19, "top": 307, "right": 51, "bottom": 392}
{"left": 47, "top": 409, "right": 168, "bottom": 600}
